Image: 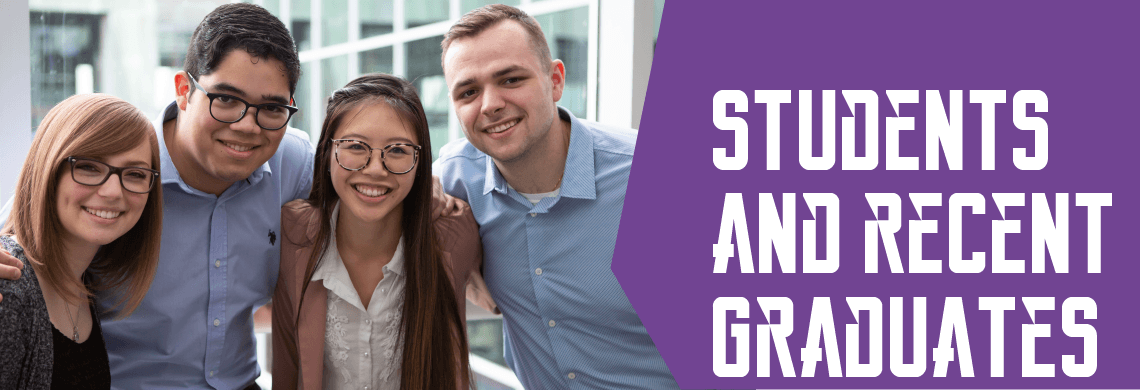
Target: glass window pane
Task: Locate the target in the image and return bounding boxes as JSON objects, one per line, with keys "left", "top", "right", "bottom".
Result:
{"left": 467, "top": 319, "right": 506, "bottom": 366}
{"left": 360, "top": 0, "right": 394, "bottom": 38}
{"left": 322, "top": 54, "right": 350, "bottom": 106}
{"left": 405, "top": 0, "right": 448, "bottom": 28}
{"left": 317, "top": 54, "right": 350, "bottom": 137}
{"left": 405, "top": 36, "right": 449, "bottom": 161}
{"left": 360, "top": 46, "right": 393, "bottom": 75}
{"left": 293, "top": 61, "right": 314, "bottom": 137}
{"left": 461, "top": 0, "right": 520, "bottom": 14}
{"left": 292, "top": 0, "right": 312, "bottom": 51}
{"left": 534, "top": 7, "right": 588, "bottom": 119}
{"left": 262, "top": 0, "right": 281, "bottom": 17}
{"left": 30, "top": 12, "right": 100, "bottom": 131}
{"left": 322, "top": 0, "right": 348, "bottom": 46}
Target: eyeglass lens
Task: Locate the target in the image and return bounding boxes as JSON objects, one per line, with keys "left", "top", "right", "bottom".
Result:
{"left": 209, "top": 97, "right": 291, "bottom": 130}
{"left": 335, "top": 141, "right": 418, "bottom": 174}
{"left": 71, "top": 159, "right": 156, "bottom": 193}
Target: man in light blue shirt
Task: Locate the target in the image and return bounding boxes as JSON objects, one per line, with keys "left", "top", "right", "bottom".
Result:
{"left": 435, "top": 5, "right": 679, "bottom": 389}
{"left": 103, "top": 5, "right": 311, "bottom": 389}
{"left": 1, "top": 4, "right": 312, "bottom": 389}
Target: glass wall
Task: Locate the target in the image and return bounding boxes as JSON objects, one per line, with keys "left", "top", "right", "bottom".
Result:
{"left": 405, "top": 35, "right": 449, "bottom": 158}
{"left": 29, "top": 11, "right": 100, "bottom": 131}
{"left": 360, "top": 0, "right": 394, "bottom": 38}
{"left": 462, "top": 0, "right": 520, "bottom": 14}
{"left": 535, "top": 7, "right": 588, "bottom": 118}
{"left": 23, "top": 0, "right": 654, "bottom": 150}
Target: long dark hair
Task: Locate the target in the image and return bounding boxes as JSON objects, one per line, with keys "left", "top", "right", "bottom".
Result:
{"left": 297, "top": 73, "right": 469, "bottom": 389}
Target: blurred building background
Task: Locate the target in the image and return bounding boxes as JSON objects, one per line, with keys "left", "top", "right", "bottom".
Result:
{"left": 11, "top": 0, "right": 664, "bottom": 388}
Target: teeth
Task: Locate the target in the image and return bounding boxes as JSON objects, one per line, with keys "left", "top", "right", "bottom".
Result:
{"left": 487, "top": 119, "right": 518, "bottom": 134}
{"left": 83, "top": 207, "right": 122, "bottom": 220}
{"left": 354, "top": 184, "right": 390, "bottom": 197}
{"left": 223, "top": 142, "right": 254, "bottom": 152}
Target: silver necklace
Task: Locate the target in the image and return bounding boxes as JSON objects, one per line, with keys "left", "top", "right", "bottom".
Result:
{"left": 64, "top": 301, "right": 79, "bottom": 341}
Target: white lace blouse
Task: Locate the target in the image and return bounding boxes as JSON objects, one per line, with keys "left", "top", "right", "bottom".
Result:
{"left": 311, "top": 204, "right": 406, "bottom": 390}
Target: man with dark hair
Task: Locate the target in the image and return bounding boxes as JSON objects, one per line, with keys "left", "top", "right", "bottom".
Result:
{"left": 434, "top": 4, "right": 680, "bottom": 389}
{"left": 0, "top": 4, "right": 313, "bottom": 389}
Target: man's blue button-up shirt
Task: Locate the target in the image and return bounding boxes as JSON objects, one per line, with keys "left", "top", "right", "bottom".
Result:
{"left": 99, "top": 102, "right": 313, "bottom": 389}
{"left": 434, "top": 108, "right": 678, "bottom": 389}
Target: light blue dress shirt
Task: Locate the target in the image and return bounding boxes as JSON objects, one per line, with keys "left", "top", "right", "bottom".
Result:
{"left": 100, "top": 102, "right": 313, "bottom": 389}
{"left": 434, "top": 108, "right": 678, "bottom": 389}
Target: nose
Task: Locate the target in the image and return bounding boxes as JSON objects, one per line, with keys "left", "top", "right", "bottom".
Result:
{"left": 97, "top": 173, "right": 126, "bottom": 199}
{"left": 480, "top": 87, "right": 505, "bottom": 117}
{"left": 360, "top": 151, "right": 390, "bottom": 177}
{"left": 230, "top": 108, "right": 263, "bottom": 134}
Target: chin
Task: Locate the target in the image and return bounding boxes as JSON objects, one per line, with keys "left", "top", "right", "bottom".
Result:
{"left": 485, "top": 147, "right": 527, "bottom": 164}
{"left": 212, "top": 165, "right": 260, "bottom": 183}
{"left": 84, "top": 234, "right": 122, "bottom": 247}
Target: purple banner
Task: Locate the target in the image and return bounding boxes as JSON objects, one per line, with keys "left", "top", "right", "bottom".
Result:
{"left": 614, "top": 1, "right": 1138, "bottom": 388}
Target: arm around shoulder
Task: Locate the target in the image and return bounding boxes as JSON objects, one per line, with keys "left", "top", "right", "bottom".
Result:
{"left": 434, "top": 200, "right": 481, "bottom": 283}
{"left": 433, "top": 201, "right": 497, "bottom": 315}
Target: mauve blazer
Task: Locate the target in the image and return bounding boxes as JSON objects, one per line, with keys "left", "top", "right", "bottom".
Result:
{"left": 271, "top": 199, "right": 493, "bottom": 390}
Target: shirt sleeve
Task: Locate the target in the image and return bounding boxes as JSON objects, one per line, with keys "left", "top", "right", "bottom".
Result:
{"left": 434, "top": 201, "right": 489, "bottom": 318}
{"left": 432, "top": 157, "right": 471, "bottom": 203}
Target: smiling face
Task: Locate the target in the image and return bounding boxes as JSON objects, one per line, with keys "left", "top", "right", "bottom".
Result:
{"left": 56, "top": 142, "right": 153, "bottom": 252}
{"left": 444, "top": 20, "right": 565, "bottom": 165}
{"left": 169, "top": 49, "right": 292, "bottom": 195}
{"left": 330, "top": 102, "right": 419, "bottom": 228}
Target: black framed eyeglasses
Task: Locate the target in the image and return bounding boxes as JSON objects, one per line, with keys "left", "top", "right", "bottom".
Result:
{"left": 66, "top": 157, "right": 160, "bottom": 194}
{"left": 188, "top": 74, "right": 298, "bottom": 130}
{"left": 332, "top": 139, "right": 421, "bottom": 174}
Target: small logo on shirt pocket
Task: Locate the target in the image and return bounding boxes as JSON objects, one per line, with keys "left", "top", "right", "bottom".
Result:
{"left": 269, "top": 230, "right": 277, "bottom": 246}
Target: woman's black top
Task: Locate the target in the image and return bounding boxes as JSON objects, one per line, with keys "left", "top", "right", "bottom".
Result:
{"left": 0, "top": 236, "right": 111, "bottom": 389}
{"left": 49, "top": 301, "right": 111, "bottom": 389}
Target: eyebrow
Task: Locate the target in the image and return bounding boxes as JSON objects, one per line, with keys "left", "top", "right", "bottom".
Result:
{"left": 451, "top": 65, "right": 528, "bottom": 93}
{"left": 210, "top": 82, "right": 291, "bottom": 105}
{"left": 122, "top": 160, "right": 153, "bottom": 169}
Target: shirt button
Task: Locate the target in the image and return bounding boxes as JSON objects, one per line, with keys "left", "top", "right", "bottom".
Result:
{"left": 365, "top": 319, "right": 371, "bottom": 325}
{"left": 530, "top": 212, "right": 536, "bottom": 217}
{"left": 213, "top": 319, "right": 220, "bottom": 327}
{"left": 548, "top": 320, "right": 556, "bottom": 327}
{"left": 364, "top": 351, "right": 369, "bottom": 357}
{"left": 209, "top": 371, "right": 215, "bottom": 377}
{"left": 568, "top": 372, "right": 576, "bottom": 379}
{"left": 214, "top": 260, "right": 221, "bottom": 268}
{"left": 535, "top": 268, "right": 543, "bottom": 275}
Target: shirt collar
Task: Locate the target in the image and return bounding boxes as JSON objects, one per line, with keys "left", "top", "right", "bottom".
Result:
{"left": 312, "top": 202, "right": 406, "bottom": 286}
{"left": 155, "top": 101, "right": 273, "bottom": 192}
{"left": 482, "top": 107, "right": 597, "bottom": 200}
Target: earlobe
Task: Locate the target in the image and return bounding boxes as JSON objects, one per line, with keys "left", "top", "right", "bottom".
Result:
{"left": 550, "top": 60, "right": 566, "bottom": 102}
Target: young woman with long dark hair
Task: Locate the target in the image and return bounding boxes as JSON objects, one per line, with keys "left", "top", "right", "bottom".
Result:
{"left": 272, "top": 74, "right": 479, "bottom": 390}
